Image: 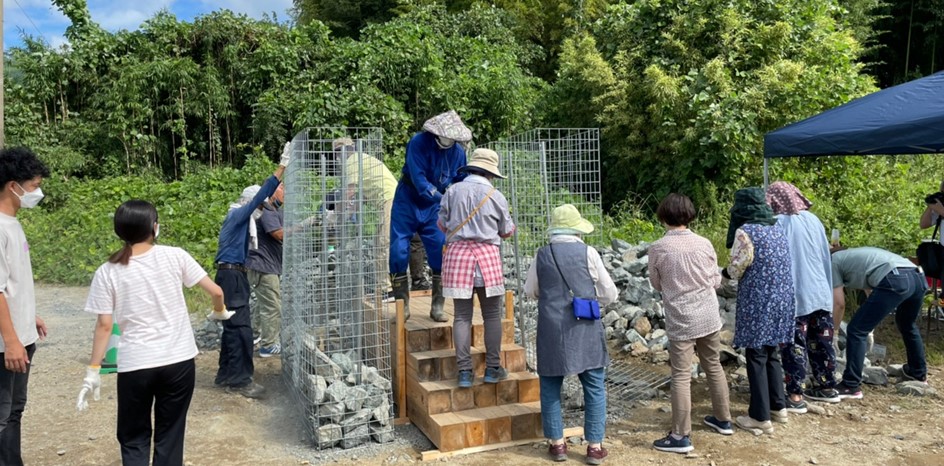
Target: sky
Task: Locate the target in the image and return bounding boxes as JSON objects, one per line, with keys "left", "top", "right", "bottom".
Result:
{"left": 2, "top": 0, "right": 295, "bottom": 50}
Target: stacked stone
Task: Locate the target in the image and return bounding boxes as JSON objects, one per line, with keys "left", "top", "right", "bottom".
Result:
{"left": 299, "top": 333, "right": 394, "bottom": 449}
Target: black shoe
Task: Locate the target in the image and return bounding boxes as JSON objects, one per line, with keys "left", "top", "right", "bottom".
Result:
{"left": 804, "top": 387, "right": 840, "bottom": 403}
{"left": 836, "top": 385, "right": 863, "bottom": 400}
{"left": 228, "top": 382, "right": 266, "bottom": 399}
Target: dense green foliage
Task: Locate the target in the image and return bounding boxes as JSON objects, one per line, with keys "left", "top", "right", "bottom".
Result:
{"left": 19, "top": 156, "right": 276, "bottom": 284}
{"left": 546, "top": 0, "right": 877, "bottom": 207}
{"left": 5, "top": 0, "right": 944, "bottom": 284}
{"left": 7, "top": 1, "right": 541, "bottom": 180}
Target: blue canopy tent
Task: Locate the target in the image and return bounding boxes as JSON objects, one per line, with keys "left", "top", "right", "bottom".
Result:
{"left": 763, "top": 71, "right": 944, "bottom": 184}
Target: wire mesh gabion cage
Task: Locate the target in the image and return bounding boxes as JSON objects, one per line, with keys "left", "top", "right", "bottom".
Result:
{"left": 486, "top": 128, "right": 603, "bottom": 369}
{"left": 487, "top": 128, "right": 667, "bottom": 413}
{"left": 280, "top": 127, "right": 394, "bottom": 449}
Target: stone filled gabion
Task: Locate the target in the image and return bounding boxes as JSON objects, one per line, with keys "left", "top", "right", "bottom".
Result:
{"left": 280, "top": 242, "right": 394, "bottom": 450}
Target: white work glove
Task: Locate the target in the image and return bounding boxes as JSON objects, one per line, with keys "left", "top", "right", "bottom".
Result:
{"left": 207, "top": 309, "right": 236, "bottom": 321}
{"left": 279, "top": 142, "right": 292, "bottom": 167}
{"left": 76, "top": 366, "right": 101, "bottom": 411}
{"left": 323, "top": 209, "right": 338, "bottom": 227}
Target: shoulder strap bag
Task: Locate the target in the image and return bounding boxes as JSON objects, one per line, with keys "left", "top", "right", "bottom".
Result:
{"left": 548, "top": 243, "right": 601, "bottom": 320}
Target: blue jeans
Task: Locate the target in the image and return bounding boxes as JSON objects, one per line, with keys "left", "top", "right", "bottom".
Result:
{"left": 842, "top": 268, "right": 927, "bottom": 389}
{"left": 539, "top": 367, "right": 606, "bottom": 443}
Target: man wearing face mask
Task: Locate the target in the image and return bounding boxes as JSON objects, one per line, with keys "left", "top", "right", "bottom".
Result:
{"left": 246, "top": 183, "right": 285, "bottom": 358}
{"left": 0, "top": 147, "right": 50, "bottom": 466}
{"left": 390, "top": 110, "right": 471, "bottom": 321}
{"left": 213, "top": 143, "right": 291, "bottom": 399}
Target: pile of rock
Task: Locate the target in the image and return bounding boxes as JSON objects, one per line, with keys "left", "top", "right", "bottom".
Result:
{"left": 297, "top": 333, "right": 394, "bottom": 449}
{"left": 600, "top": 239, "right": 741, "bottom": 361}
{"left": 193, "top": 318, "right": 222, "bottom": 350}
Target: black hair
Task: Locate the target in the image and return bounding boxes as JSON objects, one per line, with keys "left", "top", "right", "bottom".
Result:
{"left": 657, "top": 193, "right": 696, "bottom": 227}
{"left": 108, "top": 200, "right": 158, "bottom": 265}
{"left": 0, "top": 147, "right": 50, "bottom": 187}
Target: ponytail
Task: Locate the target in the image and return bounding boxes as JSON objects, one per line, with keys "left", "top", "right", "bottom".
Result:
{"left": 108, "top": 243, "right": 134, "bottom": 265}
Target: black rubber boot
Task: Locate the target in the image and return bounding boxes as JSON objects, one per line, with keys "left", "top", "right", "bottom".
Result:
{"left": 430, "top": 273, "right": 448, "bottom": 322}
{"left": 391, "top": 273, "right": 411, "bottom": 321}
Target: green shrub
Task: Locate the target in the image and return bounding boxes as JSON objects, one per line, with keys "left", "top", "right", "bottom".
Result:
{"left": 20, "top": 155, "right": 277, "bottom": 285}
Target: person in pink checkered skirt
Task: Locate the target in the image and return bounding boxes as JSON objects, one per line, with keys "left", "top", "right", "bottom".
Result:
{"left": 438, "top": 148, "right": 515, "bottom": 388}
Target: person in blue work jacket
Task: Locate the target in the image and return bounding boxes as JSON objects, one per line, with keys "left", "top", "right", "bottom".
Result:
{"left": 214, "top": 142, "right": 291, "bottom": 399}
{"left": 390, "top": 110, "right": 472, "bottom": 322}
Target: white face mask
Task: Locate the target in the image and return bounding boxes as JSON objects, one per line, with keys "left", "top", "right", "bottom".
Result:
{"left": 436, "top": 136, "right": 455, "bottom": 149}
{"left": 14, "top": 183, "right": 44, "bottom": 209}
{"left": 154, "top": 224, "right": 160, "bottom": 239}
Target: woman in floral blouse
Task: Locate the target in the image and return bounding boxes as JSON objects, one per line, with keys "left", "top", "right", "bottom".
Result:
{"left": 724, "top": 187, "right": 795, "bottom": 435}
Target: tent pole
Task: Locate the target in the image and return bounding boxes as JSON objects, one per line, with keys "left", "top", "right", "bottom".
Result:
{"left": 763, "top": 158, "right": 769, "bottom": 187}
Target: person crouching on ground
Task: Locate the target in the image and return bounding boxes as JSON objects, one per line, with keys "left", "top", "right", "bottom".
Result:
{"left": 438, "top": 149, "right": 515, "bottom": 388}
{"left": 213, "top": 143, "right": 290, "bottom": 398}
{"left": 524, "top": 204, "right": 618, "bottom": 465}
{"left": 648, "top": 193, "right": 733, "bottom": 453}
{"left": 831, "top": 247, "right": 928, "bottom": 399}
{"left": 77, "top": 200, "right": 229, "bottom": 465}
{"left": 724, "top": 187, "right": 795, "bottom": 435}
{"left": 765, "top": 181, "right": 840, "bottom": 408}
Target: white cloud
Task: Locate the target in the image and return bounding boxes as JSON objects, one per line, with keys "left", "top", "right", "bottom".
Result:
{"left": 194, "top": 0, "right": 294, "bottom": 19}
{"left": 3, "top": 0, "right": 294, "bottom": 50}
{"left": 87, "top": 0, "right": 176, "bottom": 31}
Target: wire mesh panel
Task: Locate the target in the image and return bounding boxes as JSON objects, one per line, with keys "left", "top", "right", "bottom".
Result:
{"left": 486, "top": 128, "right": 603, "bottom": 369}
{"left": 281, "top": 127, "right": 394, "bottom": 449}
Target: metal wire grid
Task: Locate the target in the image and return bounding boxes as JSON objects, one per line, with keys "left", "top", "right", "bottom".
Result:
{"left": 486, "top": 128, "right": 603, "bottom": 367}
{"left": 486, "top": 128, "right": 665, "bottom": 410}
{"left": 281, "top": 127, "right": 394, "bottom": 449}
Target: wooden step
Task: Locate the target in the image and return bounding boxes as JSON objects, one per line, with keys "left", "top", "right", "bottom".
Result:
{"left": 407, "top": 344, "right": 527, "bottom": 382}
{"left": 406, "top": 319, "right": 515, "bottom": 352}
{"left": 407, "top": 371, "right": 540, "bottom": 416}
{"left": 409, "top": 401, "right": 544, "bottom": 452}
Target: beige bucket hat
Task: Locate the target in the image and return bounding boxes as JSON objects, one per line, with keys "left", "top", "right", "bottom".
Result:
{"left": 462, "top": 148, "right": 505, "bottom": 179}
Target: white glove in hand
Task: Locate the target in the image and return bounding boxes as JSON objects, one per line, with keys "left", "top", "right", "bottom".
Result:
{"left": 76, "top": 366, "right": 101, "bottom": 411}
{"left": 208, "top": 309, "right": 236, "bottom": 321}
{"left": 279, "top": 142, "right": 292, "bottom": 167}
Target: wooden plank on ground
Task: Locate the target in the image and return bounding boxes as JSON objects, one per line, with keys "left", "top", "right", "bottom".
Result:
{"left": 420, "top": 427, "right": 584, "bottom": 462}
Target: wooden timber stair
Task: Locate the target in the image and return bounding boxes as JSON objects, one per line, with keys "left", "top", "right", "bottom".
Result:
{"left": 392, "top": 291, "right": 544, "bottom": 453}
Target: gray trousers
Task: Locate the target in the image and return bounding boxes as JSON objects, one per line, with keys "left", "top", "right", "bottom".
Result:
{"left": 453, "top": 287, "right": 502, "bottom": 372}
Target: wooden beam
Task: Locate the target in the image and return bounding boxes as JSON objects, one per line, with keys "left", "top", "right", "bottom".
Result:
{"left": 504, "top": 290, "right": 514, "bottom": 321}
{"left": 420, "top": 426, "right": 584, "bottom": 462}
{"left": 396, "top": 298, "right": 407, "bottom": 420}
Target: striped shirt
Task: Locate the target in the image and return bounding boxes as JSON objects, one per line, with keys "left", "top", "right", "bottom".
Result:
{"left": 85, "top": 245, "right": 206, "bottom": 373}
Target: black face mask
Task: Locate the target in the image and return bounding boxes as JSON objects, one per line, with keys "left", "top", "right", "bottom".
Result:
{"left": 273, "top": 199, "right": 283, "bottom": 208}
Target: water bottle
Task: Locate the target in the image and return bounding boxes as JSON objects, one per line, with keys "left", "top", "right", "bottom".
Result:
{"left": 830, "top": 228, "right": 840, "bottom": 247}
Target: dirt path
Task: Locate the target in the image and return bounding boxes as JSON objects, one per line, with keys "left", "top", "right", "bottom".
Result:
{"left": 21, "top": 286, "right": 944, "bottom": 465}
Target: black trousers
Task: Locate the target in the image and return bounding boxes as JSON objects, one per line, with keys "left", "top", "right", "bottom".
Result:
{"left": 745, "top": 346, "right": 786, "bottom": 422}
{"left": 0, "top": 344, "right": 35, "bottom": 466}
{"left": 117, "top": 358, "right": 195, "bottom": 466}
{"left": 214, "top": 268, "right": 254, "bottom": 387}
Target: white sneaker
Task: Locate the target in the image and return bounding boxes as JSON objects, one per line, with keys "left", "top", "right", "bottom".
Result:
{"left": 770, "top": 408, "right": 789, "bottom": 423}
{"left": 736, "top": 416, "right": 774, "bottom": 435}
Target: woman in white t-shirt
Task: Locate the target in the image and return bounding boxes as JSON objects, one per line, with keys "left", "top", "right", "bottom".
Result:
{"left": 76, "top": 200, "right": 232, "bottom": 465}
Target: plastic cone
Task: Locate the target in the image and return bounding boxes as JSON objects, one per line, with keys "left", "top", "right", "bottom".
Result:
{"left": 100, "top": 323, "right": 120, "bottom": 374}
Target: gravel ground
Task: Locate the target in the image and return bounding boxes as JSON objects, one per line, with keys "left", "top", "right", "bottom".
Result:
{"left": 18, "top": 285, "right": 944, "bottom": 466}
